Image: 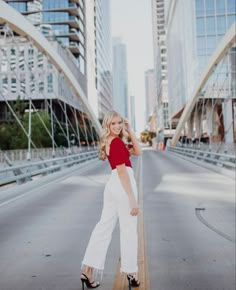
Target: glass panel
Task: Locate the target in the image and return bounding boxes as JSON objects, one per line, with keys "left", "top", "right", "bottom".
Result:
{"left": 217, "top": 16, "right": 226, "bottom": 34}
{"left": 206, "top": 35, "right": 217, "bottom": 54}
{"left": 47, "top": 74, "right": 53, "bottom": 93}
{"left": 196, "top": 0, "right": 204, "bottom": 16}
{"left": 205, "top": 0, "right": 215, "bottom": 15}
{"left": 9, "top": 2, "right": 27, "bottom": 12}
{"left": 227, "top": 15, "right": 236, "bottom": 28}
{"left": 227, "top": 0, "right": 236, "bottom": 13}
{"left": 52, "top": 24, "right": 69, "bottom": 35}
{"left": 196, "top": 17, "right": 205, "bottom": 35}
{"left": 216, "top": 0, "right": 225, "bottom": 14}
{"left": 43, "top": 12, "right": 69, "bottom": 22}
{"left": 206, "top": 17, "right": 216, "bottom": 34}
{"left": 43, "top": 0, "right": 69, "bottom": 9}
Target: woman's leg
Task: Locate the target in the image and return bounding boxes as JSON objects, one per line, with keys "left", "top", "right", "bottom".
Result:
{"left": 116, "top": 168, "right": 139, "bottom": 274}
{"left": 81, "top": 180, "right": 118, "bottom": 277}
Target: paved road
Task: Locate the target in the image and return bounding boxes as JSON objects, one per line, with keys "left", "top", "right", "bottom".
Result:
{"left": 0, "top": 148, "right": 235, "bottom": 290}
{"left": 143, "top": 149, "right": 235, "bottom": 290}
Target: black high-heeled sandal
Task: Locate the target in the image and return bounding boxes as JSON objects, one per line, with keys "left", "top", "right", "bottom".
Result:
{"left": 127, "top": 274, "right": 140, "bottom": 289}
{"left": 81, "top": 273, "right": 100, "bottom": 289}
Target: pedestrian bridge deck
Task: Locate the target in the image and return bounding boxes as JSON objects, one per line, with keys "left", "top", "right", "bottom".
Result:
{"left": 0, "top": 148, "right": 235, "bottom": 290}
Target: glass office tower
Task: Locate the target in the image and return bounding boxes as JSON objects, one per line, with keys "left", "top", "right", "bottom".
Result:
{"left": 112, "top": 37, "right": 128, "bottom": 118}
{"left": 196, "top": 0, "right": 236, "bottom": 73}
{"left": 5, "top": 0, "right": 86, "bottom": 75}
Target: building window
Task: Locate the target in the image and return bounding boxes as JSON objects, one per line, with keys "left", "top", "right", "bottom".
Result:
{"left": 196, "top": 17, "right": 205, "bottom": 35}
{"left": 217, "top": 16, "right": 226, "bottom": 34}
{"left": 227, "top": 0, "right": 236, "bottom": 13}
{"left": 205, "top": 0, "right": 215, "bottom": 15}
{"left": 227, "top": 15, "right": 236, "bottom": 28}
{"left": 195, "top": 0, "right": 204, "bottom": 16}
{"left": 43, "top": 12, "right": 69, "bottom": 22}
{"left": 206, "top": 35, "right": 217, "bottom": 54}
{"left": 9, "top": 2, "right": 27, "bottom": 12}
{"left": 215, "top": 0, "right": 225, "bottom": 14}
{"left": 43, "top": 0, "right": 69, "bottom": 10}
{"left": 47, "top": 74, "right": 53, "bottom": 93}
{"left": 206, "top": 17, "right": 216, "bottom": 35}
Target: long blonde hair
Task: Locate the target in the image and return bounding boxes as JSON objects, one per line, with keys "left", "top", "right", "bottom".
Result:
{"left": 98, "top": 110, "right": 129, "bottom": 160}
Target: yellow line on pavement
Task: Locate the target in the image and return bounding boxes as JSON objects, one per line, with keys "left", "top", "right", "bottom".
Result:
{"left": 112, "top": 156, "right": 150, "bottom": 290}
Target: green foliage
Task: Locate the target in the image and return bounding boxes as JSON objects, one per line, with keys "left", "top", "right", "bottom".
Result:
{"left": 0, "top": 100, "right": 52, "bottom": 150}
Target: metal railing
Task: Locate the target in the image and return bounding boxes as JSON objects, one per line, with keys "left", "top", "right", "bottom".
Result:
{"left": 0, "top": 150, "right": 98, "bottom": 186}
{"left": 167, "top": 146, "right": 236, "bottom": 171}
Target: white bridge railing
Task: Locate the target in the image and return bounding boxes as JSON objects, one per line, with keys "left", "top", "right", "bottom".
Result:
{"left": 167, "top": 146, "right": 236, "bottom": 171}
{"left": 0, "top": 150, "right": 98, "bottom": 186}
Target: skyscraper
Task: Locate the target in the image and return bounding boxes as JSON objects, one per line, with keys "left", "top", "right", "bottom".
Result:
{"left": 112, "top": 37, "right": 128, "bottom": 118}
{"left": 3, "top": 0, "right": 113, "bottom": 121}
{"left": 166, "top": 0, "right": 236, "bottom": 120}
{"left": 166, "top": 0, "right": 236, "bottom": 143}
{"left": 5, "top": 0, "right": 86, "bottom": 75}
{"left": 145, "top": 69, "right": 156, "bottom": 123}
{"left": 95, "top": 0, "right": 113, "bottom": 122}
{"left": 151, "top": 0, "right": 169, "bottom": 130}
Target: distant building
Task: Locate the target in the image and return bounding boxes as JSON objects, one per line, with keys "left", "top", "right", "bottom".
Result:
{"left": 86, "top": 0, "right": 113, "bottom": 120}
{"left": 145, "top": 69, "right": 156, "bottom": 123}
{"left": 130, "top": 95, "right": 136, "bottom": 132}
{"left": 151, "top": 0, "right": 169, "bottom": 130}
{"left": 95, "top": 0, "right": 113, "bottom": 122}
{"left": 112, "top": 37, "right": 128, "bottom": 117}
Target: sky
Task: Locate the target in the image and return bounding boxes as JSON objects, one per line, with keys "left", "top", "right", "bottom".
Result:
{"left": 110, "top": 0, "right": 154, "bottom": 133}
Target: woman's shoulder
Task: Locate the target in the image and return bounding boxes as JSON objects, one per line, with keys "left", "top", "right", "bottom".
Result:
{"left": 110, "top": 137, "right": 124, "bottom": 146}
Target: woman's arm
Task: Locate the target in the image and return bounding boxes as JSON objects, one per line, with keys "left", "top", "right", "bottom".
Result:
{"left": 124, "top": 119, "right": 142, "bottom": 156}
{"left": 116, "top": 164, "right": 139, "bottom": 216}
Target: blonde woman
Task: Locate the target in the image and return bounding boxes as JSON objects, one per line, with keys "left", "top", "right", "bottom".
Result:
{"left": 80, "top": 110, "right": 142, "bottom": 290}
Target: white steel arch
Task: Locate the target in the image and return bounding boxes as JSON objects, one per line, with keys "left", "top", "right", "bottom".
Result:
{"left": 171, "top": 22, "right": 236, "bottom": 146}
{"left": 0, "top": 0, "right": 102, "bottom": 135}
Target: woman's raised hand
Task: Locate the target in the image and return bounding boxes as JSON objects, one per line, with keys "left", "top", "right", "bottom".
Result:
{"left": 123, "top": 118, "right": 132, "bottom": 133}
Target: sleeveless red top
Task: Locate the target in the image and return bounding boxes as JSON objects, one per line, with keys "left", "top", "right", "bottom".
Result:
{"left": 107, "top": 137, "right": 132, "bottom": 170}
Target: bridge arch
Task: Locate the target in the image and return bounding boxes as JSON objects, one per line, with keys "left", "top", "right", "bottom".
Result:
{"left": 171, "top": 22, "right": 236, "bottom": 146}
{"left": 0, "top": 0, "right": 102, "bottom": 135}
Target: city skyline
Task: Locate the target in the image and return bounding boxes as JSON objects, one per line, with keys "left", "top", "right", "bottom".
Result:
{"left": 111, "top": 0, "right": 153, "bottom": 133}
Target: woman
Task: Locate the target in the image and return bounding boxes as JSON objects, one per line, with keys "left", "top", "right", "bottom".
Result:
{"left": 81, "top": 110, "right": 142, "bottom": 289}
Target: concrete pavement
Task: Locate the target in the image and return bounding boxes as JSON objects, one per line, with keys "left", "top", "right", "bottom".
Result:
{"left": 0, "top": 148, "right": 235, "bottom": 290}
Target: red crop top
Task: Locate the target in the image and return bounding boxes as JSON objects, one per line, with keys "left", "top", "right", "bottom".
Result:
{"left": 107, "top": 137, "right": 132, "bottom": 170}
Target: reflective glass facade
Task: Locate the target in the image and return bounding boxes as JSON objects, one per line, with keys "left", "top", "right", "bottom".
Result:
{"left": 112, "top": 38, "right": 128, "bottom": 118}
{"left": 5, "top": 0, "right": 86, "bottom": 76}
{"left": 42, "top": 0, "right": 85, "bottom": 75}
{"left": 95, "top": 0, "right": 112, "bottom": 121}
{"left": 196, "top": 0, "right": 236, "bottom": 73}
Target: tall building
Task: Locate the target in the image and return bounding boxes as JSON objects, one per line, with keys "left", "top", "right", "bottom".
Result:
{"left": 5, "top": 0, "right": 86, "bottom": 75}
{"left": 151, "top": 0, "right": 169, "bottom": 130}
{"left": 130, "top": 95, "right": 136, "bottom": 132}
{"left": 95, "top": 0, "right": 113, "bottom": 122}
{"left": 145, "top": 69, "right": 156, "bottom": 123}
{"left": 166, "top": 0, "right": 236, "bottom": 142}
{"left": 3, "top": 0, "right": 113, "bottom": 121}
{"left": 112, "top": 37, "right": 128, "bottom": 118}
{"left": 195, "top": 0, "right": 236, "bottom": 74}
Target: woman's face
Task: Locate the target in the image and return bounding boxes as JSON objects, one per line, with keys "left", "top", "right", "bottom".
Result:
{"left": 109, "top": 115, "right": 123, "bottom": 136}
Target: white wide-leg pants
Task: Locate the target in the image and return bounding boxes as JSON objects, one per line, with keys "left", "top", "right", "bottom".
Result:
{"left": 81, "top": 167, "right": 138, "bottom": 276}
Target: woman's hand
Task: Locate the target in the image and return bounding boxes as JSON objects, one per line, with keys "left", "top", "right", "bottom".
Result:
{"left": 128, "top": 195, "right": 139, "bottom": 216}
{"left": 123, "top": 118, "right": 132, "bottom": 133}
